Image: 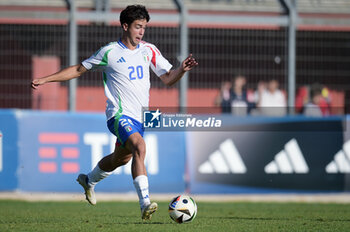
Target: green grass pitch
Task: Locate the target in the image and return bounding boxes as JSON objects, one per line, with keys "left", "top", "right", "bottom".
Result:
{"left": 0, "top": 200, "right": 349, "bottom": 231}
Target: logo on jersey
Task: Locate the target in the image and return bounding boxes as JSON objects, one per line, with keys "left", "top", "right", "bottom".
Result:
{"left": 143, "top": 109, "right": 162, "bottom": 128}
{"left": 120, "top": 118, "right": 133, "bottom": 132}
{"left": 142, "top": 51, "right": 150, "bottom": 63}
{"left": 117, "top": 57, "right": 126, "bottom": 63}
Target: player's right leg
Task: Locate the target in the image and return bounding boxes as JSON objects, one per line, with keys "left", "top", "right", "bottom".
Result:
{"left": 77, "top": 115, "right": 133, "bottom": 205}
{"left": 77, "top": 143, "right": 132, "bottom": 205}
{"left": 76, "top": 173, "right": 96, "bottom": 205}
{"left": 98, "top": 144, "right": 132, "bottom": 172}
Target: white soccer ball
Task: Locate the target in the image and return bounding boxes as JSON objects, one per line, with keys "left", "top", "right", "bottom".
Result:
{"left": 168, "top": 195, "right": 197, "bottom": 223}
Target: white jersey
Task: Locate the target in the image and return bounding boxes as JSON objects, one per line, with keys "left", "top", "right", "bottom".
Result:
{"left": 82, "top": 40, "right": 172, "bottom": 122}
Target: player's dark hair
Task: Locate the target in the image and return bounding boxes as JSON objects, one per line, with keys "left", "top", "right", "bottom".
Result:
{"left": 120, "top": 5, "right": 150, "bottom": 26}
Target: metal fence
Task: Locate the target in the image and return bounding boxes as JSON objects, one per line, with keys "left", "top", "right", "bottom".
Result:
{"left": 0, "top": 1, "right": 349, "bottom": 113}
{"left": 189, "top": 27, "right": 289, "bottom": 89}
{"left": 0, "top": 24, "right": 68, "bottom": 108}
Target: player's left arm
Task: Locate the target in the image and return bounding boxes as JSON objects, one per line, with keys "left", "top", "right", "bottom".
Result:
{"left": 160, "top": 54, "right": 198, "bottom": 86}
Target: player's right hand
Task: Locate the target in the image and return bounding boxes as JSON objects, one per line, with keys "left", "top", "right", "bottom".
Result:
{"left": 31, "top": 79, "right": 45, "bottom": 89}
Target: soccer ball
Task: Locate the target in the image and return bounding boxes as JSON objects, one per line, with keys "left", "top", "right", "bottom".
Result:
{"left": 168, "top": 195, "right": 197, "bottom": 223}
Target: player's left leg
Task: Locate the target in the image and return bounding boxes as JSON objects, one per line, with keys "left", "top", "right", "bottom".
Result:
{"left": 125, "top": 132, "right": 158, "bottom": 220}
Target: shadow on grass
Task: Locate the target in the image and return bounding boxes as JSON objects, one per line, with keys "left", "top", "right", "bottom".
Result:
{"left": 206, "top": 216, "right": 350, "bottom": 223}
{"left": 107, "top": 221, "right": 173, "bottom": 225}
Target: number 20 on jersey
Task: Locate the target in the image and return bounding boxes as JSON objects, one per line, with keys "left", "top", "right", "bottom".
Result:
{"left": 128, "top": 65, "right": 144, "bottom": 80}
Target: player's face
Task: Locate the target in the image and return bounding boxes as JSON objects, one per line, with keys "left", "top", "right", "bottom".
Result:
{"left": 126, "top": 19, "right": 147, "bottom": 47}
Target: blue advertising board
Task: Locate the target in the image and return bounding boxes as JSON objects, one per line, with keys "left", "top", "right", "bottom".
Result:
{"left": 0, "top": 110, "right": 18, "bottom": 190}
{"left": 1, "top": 109, "right": 349, "bottom": 194}
{"left": 187, "top": 115, "right": 348, "bottom": 194}
{"left": 0, "top": 110, "right": 186, "bottom": 193}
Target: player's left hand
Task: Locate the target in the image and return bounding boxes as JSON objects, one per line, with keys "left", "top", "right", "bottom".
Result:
{"left": 182, "top": 54, "right": 198, "bottom": 72}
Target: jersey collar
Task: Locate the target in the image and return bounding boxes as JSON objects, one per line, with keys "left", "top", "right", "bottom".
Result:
{"left": 118, "top": 39, "right": 140, "bottom": 50}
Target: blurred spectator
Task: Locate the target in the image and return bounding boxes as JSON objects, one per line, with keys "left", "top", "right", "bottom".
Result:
{"left": 295, "top": 86, "right": 309, "bottom": 113}
{"left": 256, "top": 79, "right": 287, "bottom": 116}
{"left": 253, "top": 80, "right": 266, "bottom": 103}
{"left": 231, "top": 75, "right": 249, "bottom": 116}
{"left": 303, "top": 84, "right": 323, "bottom": 117}
{"left": 215, "top": 81, "right": 232, "bottom": 113}
{"left": 215, "top": 75, "right": 252, "bottom": 115}
{"left": 320, "top": 86, "right": 331, "bottom": 115}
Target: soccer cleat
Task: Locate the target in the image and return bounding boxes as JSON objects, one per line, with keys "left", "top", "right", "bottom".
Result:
{"left": 141, "top": 202, "right": 158, "bottom": 220}
{"left": 76, "top": 174, "right": 96, "bottom": 205}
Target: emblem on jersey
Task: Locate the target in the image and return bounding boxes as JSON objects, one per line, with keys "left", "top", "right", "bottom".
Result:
{"left": 143, "top": 109, "right": 161, "bottom": 128}
{"left": 120, "top": 118, "right": 133, "bottom": 132}
{"left": 142, "top": 51, "right": 150, "bottom": 63}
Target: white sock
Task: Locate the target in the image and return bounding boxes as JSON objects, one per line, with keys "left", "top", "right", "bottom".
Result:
{"left": 133, "top": 175, "right": 151, "bottom": 210}
{"left": 87, "top": 164, "right": 112, "bottom": 188}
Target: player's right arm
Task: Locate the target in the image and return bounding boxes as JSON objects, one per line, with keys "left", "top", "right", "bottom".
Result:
{"left": 31, "top": 64, "right": 88, "bottom": 89}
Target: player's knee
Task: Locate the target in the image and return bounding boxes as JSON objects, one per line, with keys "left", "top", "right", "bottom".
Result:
{"left": 135, "top": 145, "right": 146, "bottom": 159}
{"left": 126, "top": 133, "right": 146, "bottom": 160}
{"left": 120, "top": 156, "right": 132, "bottom": 165}
{"left": 111, "top": 150, "right": 132, "bottom": 166}
{"left": 133, "top": 140, "right": 146, "bottom": 160}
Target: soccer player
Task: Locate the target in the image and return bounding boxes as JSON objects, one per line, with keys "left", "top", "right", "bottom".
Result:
{"left": 31, "top": 5, "right": 198, "bottom": 220}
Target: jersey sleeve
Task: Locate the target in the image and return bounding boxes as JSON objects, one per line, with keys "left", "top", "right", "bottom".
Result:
{"left": 81, "top": 46, "right": 112, "bottom": 71}
{"left": 147, "top": 44, "right": 173, "bottom": 77}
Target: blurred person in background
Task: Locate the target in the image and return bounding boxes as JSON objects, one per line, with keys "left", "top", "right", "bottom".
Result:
{"left": 253, "top": 80, "right": 266, "bottom": 104}
{"left": 215, "top": 75, "right": 251, "bottom": 115}
{"left": 215, "top": 80, "right": 232, "bottom": 113}
{"left": 31, "top": 4, "right": 198, "bottom": 221}
{"left": 256, "top": 79, "right": 287, "bottom": 116}
{"left": 320, "top": 86, "right": 331, "bottom": 115}
{"left": 230, "top": 75, "right": 250, "bottom": 116}
{"left": 303, "top": 83, "right": 323, "bottom": 117}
